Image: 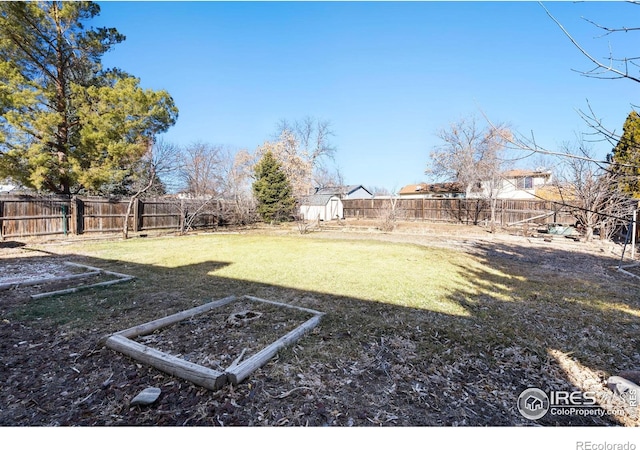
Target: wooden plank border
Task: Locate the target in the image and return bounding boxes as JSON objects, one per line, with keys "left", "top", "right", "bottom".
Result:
{"left": 225, "top": 313, "right": 323, "bottom": 385}
{"left": 104, "top": 295, "right": 324, "bottom": 390}
{"left": 114, "top": 295, "right": 238, "bottom": 339}
{"left": 618, "top": 263, "right": 640, "bottom": 281}
{"left": 0, "top": 270, "right": 101, "bottom": 291}
{"left": 29, "top": 262, "right": 135, "bottom": 300}
{"left": 107, "top": 334, "right": 227, "bottom": 390}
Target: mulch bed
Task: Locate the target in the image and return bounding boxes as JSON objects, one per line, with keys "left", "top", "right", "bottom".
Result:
{"left": 130, "top": 297, "right": 316, "bottom": 373}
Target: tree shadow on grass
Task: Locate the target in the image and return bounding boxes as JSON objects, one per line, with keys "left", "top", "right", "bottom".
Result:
{"left": 0, "top": 237, "right": 638, "bottom": 427}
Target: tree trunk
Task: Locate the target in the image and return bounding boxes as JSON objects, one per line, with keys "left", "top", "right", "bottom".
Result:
{"left": 122, "top": 169, "right": 155, "bottom": 239}
{"left": 490, "top": 197, "right": 497, "bottom": 233}
{"left": 584, "top": 225, "right": 594, "bottom": 242}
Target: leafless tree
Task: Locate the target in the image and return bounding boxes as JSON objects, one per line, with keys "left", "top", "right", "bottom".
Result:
{"left": 554, "top": 141, "right": 635, "bottom": 241}
{"left": 178, "top": 142, "right": 224, "bottom": 197}
{"left": 376, "top": 195, "right": 405, "bottom": 232}
{"left": 312, "top": 165, "right": 344, "bottom": 191}
{"left": 258, "top": 117, "right": 338, "bottom": 200}
{"left": 174, "top": 142, "right": 226, "bottom": 234}
{"left": 427, "top": 116, "right": 512, "bottom": 229}
{"left": 539, "top": 2, "right": 639, "bottom": 149}
{"left": 122, "top": 138, "right": 180, "bottom": 239}
{"left": 542, "top": 2, "right": 640, "bottom": 85}
{"left": 481, "top": 4, "right": 640, "bottom": 241}
{"left": 218, "top": 148, "right": 258, "bottom": 226}
{"left": 491, "top": 120, "right": 638, "bottom": 241}
{"left": 370, "top": 186, "right": 393, "bottom": 196}
{"left": 275, "top": 116, "right": 337, "bottom": 165}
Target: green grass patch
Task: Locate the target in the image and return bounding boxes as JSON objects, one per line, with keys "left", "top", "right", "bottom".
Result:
{"left": 62, "top": 234, "right": 497, "bottom": 316}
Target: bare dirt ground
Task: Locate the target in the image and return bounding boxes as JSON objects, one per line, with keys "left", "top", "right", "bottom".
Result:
{"left": 0, "top": 221, "right": 638, "bottom": 427}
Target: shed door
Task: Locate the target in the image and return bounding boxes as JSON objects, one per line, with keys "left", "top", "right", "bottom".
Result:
{"left": 329, "top": 198, "right": 339, "bottom": 220}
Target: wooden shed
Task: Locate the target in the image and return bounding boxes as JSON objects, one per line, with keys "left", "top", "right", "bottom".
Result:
{"left": 299, "top": 194, "right": 343, "bottom": 221}
{"left": 299, "top": 185, "right": 372, "bottom": 221}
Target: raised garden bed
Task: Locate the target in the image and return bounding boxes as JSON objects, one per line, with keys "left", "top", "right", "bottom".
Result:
{"left": 105, "top": 295, "right": 324, "bottom": 390}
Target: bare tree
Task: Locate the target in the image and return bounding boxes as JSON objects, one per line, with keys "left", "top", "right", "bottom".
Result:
{"left": 257, "top": 117, "right": 338, "bottom": 201}
{"left": 540, "top": 2, "right": 639, "bottom": 149}
{"left": 175, "top": 142, "right": 225, "bottom": 234}
{"left": 554, "top": 141, "right": 634, "bottom": 241}
{"left": 427, "top": 116, "right": 512, "bottom": 229}
{"left": 218, "top": 148, "right": 258, "bottom": 226}
{"left": 275, "top": 116, "right": 337, "bottom": 166}
{"left": 312, "top": 165, "right": 344, "bottom": 191}
{"left": 122, "top": 138, "right": 180, "bottom": 239}
{"left": 483, "top": 4, "right": 640, "bottom": 241}
{"left": 370, "top": 186, "right": 393, "bottom": 196}
{"left": 376, "top": 195, "right": 405, "bottom": 232}
{"left": 541, "top": 2, "right": 640, "bottom": 85}
{"left": 179, "top": 142, "right": 224, "bottom": 198}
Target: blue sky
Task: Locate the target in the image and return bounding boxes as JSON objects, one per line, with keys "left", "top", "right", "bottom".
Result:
{"left": 92, "top": 1, "right": 636, "bottom": 192}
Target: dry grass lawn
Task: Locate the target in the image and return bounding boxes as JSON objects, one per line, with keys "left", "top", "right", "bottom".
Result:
{"left": 1, "top": 223, "right": 638, "bottom": 427}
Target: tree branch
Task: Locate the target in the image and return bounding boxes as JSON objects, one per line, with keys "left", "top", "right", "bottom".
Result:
{"left": 540, "top": 1, "right": 640, "bottom": 83}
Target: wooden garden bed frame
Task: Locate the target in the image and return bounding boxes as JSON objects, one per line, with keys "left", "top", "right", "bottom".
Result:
{"left": 618, "top": 263, "right": 640, "bottom": 281}
{"left": 0, "top": 261, "right": 134, "bottom": 299}
{"left": 104, "top": 295, "right": 324, "bottom": 390}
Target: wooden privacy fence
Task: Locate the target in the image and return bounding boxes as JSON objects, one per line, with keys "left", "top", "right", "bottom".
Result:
{"left": 1, "top": 195, "right": 626, "bottom": 240}
{"left": 0, "top": 195, "right": 222, "bottom": 239}
{"left": 342, "top": 198, "right": 577, "bottom": 226}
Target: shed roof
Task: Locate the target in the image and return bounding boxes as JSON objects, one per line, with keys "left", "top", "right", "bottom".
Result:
{"left": 301, "top": 194, "right": 339, "bottom": 206}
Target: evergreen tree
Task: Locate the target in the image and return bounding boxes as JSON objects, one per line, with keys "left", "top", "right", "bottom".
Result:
{"left": 252, "top": 150, "right": 296, "bottom": 222}
{"left": 611, "top": 111, "right": 640, "bottom": 198}
{"left": 0, "top": 2, "right": 178, "bottom": 195}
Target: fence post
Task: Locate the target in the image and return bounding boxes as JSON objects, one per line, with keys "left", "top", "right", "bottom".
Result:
{"left": 61, "top": 203, "right": 68, "bottom": 236}
{"left": 632, "top": 209, "right": 637, "bottom": 260}
{"left": 70, "top": 196, "right": 77, "bottom": 235}
{"left": 133, "top": 197, "right": 142, "bottom": 232}
{"left": 179, "top": 198, "right": 185, "bottom": 233}
{"left": 72, "top": 196, "right": 84, "bottom": 235}
{"left": 0, "top": 198, "right": 4, "bottom": 240}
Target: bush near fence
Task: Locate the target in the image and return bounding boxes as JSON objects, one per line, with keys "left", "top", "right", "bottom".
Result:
{"left": 0, "top": 195, "right": 222, "bottom": 239}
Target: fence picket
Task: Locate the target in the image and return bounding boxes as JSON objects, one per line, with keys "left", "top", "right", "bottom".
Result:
{"left": 0, "top": 195, "right": 222, "bottom": 238}
{"left": 341, "top": 198, "right": 576, "bottom": 226}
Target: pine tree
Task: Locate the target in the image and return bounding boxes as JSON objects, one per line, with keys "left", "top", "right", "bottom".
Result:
{"left": 611, "top": 111, "right": 640, "bottom": 198}
{"left": 0, "top": 2, "right": 178, "bottom": 195}
{"left": 252, "top": 150, "right": 296, "bottom": 222}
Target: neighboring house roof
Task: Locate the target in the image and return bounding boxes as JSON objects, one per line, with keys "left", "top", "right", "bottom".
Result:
{"left": 502, "top": 169, "right": 552, "bottom": 178}
{"left": 314, "top": 185, "right": 372, "bottom": 197}
{"left": 535, "top": 184, "right": 574, "bottom": 201}
{"left": 399, "top": 182, "right": 464, "bottom": 196}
